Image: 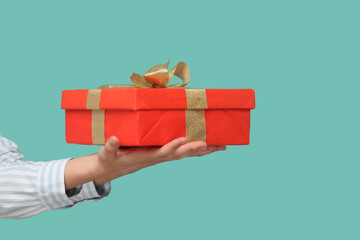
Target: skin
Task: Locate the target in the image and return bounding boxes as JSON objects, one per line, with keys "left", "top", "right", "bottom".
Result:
{"left": 64, "top": 136, "right": 226, "bottom": 190}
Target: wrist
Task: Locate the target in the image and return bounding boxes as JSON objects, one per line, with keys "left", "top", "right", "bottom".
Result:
{"left": 65, "top": 154, "right": 108, "bottom": 189}
{"left": 87, "top": 154, "right": 107, "bottom": 179}
{"left": 93, "top": 154, "right": 120, "bottom": 178}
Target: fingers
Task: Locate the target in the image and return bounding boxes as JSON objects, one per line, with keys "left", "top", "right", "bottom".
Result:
{"left": 172, "top": 141, "right": 208, "bottom": 159}
{"left": 159, "top": 137, "right": 188, "bottom": 157}
{"left": 174, "top": 144, "right": 226, "bottom": 159}
{"left": 159, "top": 137, "right": 227, "bottom": 161}
{"left": 191, "top": 145, "right": 227, "bottom": 157}
{"left": 206, "top": 145, "right": 227, "bottom": 152}
{"left": 192, "top": 149, "right": 215, "bottom": 157}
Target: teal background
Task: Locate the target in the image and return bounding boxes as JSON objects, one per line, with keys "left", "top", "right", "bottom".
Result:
{"left": 0, "top": 0, "right": 359, "bottom": 239}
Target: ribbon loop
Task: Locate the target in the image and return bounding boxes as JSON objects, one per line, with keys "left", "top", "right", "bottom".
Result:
{"left": 130, "top": 60, "right": 190, "bottom": 88}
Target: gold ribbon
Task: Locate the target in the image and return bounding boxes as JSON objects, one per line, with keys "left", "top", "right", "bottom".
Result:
{"left": 130, "top": 60, "right": 190, "bottom": 88}
{"left": 86, "top": 60, "right": 207, "bottom": 145}
{"left": 185, "top": 89, "right": 207, "bottom": 142}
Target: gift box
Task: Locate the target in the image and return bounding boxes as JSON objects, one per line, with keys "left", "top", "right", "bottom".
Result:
{"left": 61, "top": 88, "right": 255, "bottom": 146}
{"left": 61, "top": 61, "right": 255, "bottom": 146}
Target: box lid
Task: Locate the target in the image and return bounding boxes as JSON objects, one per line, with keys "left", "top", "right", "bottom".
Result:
{"left": 61, "top": 88, "right": 255, "bottom": 110}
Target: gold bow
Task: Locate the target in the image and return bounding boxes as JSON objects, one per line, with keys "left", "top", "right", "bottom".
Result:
{"left": 130, "top": 60, "right": 190, "bottom": 88}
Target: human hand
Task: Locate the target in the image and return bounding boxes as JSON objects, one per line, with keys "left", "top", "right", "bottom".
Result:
{"left": 93, "top": 136, "right": 226, "bottom": 185}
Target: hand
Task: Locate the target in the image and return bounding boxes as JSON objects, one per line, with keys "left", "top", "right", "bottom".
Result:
{"left": 93, "top": 136, "right": 226, "bottom": 185}
{"left": 65, "top": 136, "right": 226, "bottom": 189}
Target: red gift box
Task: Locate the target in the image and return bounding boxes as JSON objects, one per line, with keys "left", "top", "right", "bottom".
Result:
{"left": 61, "top": 88, "right": 255, "bottom": 146}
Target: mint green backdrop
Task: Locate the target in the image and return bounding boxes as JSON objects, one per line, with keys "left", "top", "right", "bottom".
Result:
{"left": 1, "top": 1, "right": 359, "bottom": 239}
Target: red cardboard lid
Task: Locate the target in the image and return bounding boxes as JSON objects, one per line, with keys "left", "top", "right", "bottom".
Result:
{"left": 61, "top": 88, "right": 255, "bottom": 110}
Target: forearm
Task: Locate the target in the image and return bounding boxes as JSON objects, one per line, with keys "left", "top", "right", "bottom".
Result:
{"left": 65, "top": 153, "right": 142, "bottom": 188}
{"left": 64, "top": 153, "right": 147, "bottom": 189}
{"left": 0, "top": 135, "right": 115, "bottom": 219}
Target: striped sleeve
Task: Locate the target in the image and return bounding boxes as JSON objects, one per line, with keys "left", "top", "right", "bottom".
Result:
{"left": 0, "top": 135, "right": 111, "bottom": 220}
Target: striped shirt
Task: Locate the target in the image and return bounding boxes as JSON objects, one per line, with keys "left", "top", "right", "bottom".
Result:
{"left": 0, "top": 134, "right": 111, "bottom": 220}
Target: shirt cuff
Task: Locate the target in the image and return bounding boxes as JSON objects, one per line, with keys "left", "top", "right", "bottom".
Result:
{"left": 38, "top": 158, "right": 111, "bottom": 210}
{"left": 37, "top": 158, "right": 74, "bottom": 210}
{"left": 69, "top": 181, "right": 111, "bottom": 202}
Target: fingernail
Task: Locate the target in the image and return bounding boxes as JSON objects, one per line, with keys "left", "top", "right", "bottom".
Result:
{"left": 180, "top": 138, "right": 188, "bottom": 144}
{"left": 108, "top": 137, "right": 115, "bottom": 146}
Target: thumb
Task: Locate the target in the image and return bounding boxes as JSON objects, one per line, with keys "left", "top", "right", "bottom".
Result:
{"left": 100, "top": 136, "right": 120, "bottom": 159}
